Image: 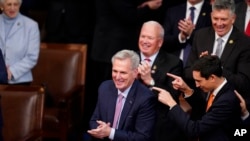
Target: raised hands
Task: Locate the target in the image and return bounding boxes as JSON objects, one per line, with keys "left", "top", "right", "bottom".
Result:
{"left": 87, "top": 120, "right": 111, "bottom": 139}
{"left": 138, "top": 60, "right": 153, "bottom": 85}
{"left": 234, "top": 90, "right": 249, "bottom": 117}
{"left": 167, "top": 73, "right": 193, "bottom": 95}
{"left": 178, "top": 17, "right": 195, "bottom": 41}
{"left": 138, "top": 0, "right": 162, "bottom": 10}
{"left": 152, "top": 86, "right": 177, "bottom": 107}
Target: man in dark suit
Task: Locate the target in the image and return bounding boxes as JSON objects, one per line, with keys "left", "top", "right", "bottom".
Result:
{"left": 234, "top": 0, "right": 250, "bottom": 34}
{"left": 88, "top": 49, "right": 156, "bottom": 141}
{"left": 184, "top": 0, "right": 250, "bottom": 109}
{"left": 137, "top": 21, "right": 185, "bottom": 141}
{"left": 85, "top": 0, "right": 162, "bottom": 133}
{"left": 153, "top": 55, "right": 242, "bottom": 141}
{"left": 162, "top": 0, "right": 212, "bottom": 66}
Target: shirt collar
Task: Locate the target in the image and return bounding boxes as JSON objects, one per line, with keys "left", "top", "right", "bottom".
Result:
{"left": 215, "top": 26, "right": 233, "bottom": 42}
{"left": 211, "top": 78, "right": 227, "bottom": 96}
{"left": 187, "top": 0, "right": 204, "bottom": 12}
{"left": 118, "top": 84, "right": 132, "bottom": 99}
{"left": 140, "top": 51, "right": 159, "bottom": 63}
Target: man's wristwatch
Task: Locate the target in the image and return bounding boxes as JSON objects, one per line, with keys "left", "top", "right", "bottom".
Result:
{"left": 149, "top": 79, "right": 155, "bottom": 86}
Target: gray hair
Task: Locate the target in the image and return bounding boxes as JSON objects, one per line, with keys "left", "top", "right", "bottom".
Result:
{"left": 0, "top": 0, "right": 22, "bottom": 5}
{"left": 111, "top": 49, "right": 140, "bottom": 70}
{"left": 143, "top": 21, "right": 165, "bottom": 39}
{"left": 212, "top": 0, "right": 235, "bottom": 14}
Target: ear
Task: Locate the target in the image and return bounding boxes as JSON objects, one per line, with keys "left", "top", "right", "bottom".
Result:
{"left": 133, "top": 68, "right": 138, "bottom": 78}
{"left": 209, "top": 74, "right": 216, "bottom": 81}
{"left": 158, "top": 38, "right": 163, "bottom": 48}
{"left": 231, "top": 13, "right": 236, "bottom": 24}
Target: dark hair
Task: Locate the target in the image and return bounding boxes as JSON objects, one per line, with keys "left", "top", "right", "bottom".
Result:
{"left": 191, "top": 55, "right": 223, "bottom": 79}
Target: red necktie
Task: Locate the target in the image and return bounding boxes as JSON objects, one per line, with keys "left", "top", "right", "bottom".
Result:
{"left": 245, "top": 20, "right": 250, "bottom": 36}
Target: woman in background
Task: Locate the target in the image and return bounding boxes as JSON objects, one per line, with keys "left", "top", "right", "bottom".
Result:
{"left": 0, "top": 0, "right": 40, "bottom": 85}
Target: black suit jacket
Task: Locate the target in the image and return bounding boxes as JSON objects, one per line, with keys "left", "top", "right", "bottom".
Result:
{"left": 162, "top": 1, "right": 212, "bottom": 56}
{"left": 170, "top": 82, "right": 241, "bottom": 141}
{"left": 234, "top": 1, "right": 247, "bottom": 32}
{"left": 139, "top": 50, "right": 185, "bottom": 141}
{"left": 185, "top": 27, "right": 250, "bottom": 109}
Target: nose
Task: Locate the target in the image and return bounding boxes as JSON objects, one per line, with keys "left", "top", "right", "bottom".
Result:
{"left": 195, "top": 82, "right": 200, "bottom": 88}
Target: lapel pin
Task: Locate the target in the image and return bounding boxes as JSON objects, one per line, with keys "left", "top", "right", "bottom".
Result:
{"left": 229, "top": 40, "right": 233, "bottom": 44}
{"left": 202, "top": 12, "right": 206, "bottom": 16}
{"left": 151, "top": 65, "right": 157, "bottom": 74}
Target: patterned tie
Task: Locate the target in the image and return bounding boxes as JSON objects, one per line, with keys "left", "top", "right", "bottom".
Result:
{"left": 215, "top": 38, "right": 223, "bottom": 58}
{"left": 206, "top": 93, "right": 215, "bottom": 112}
{"left": 245, "top": 20, "right": 250, "bottom": 36}
{"left": 183, "top": 7, "right": 196, "bottom": 67}
{"left": 112, "top": 94, "right": 123, "bottom": 129}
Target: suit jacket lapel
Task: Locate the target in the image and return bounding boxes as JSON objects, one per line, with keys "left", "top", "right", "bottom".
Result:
{"left": 195, "top": 2, "right": 211, "bottom": 28}
{"left": 212, "top": 82, "right": 230, "bottom": 103}
{"left": 108, "top": 84, "right": 120, "bottom": 124}
{"left": 8, "top": 16, "right": 22, "bottom": 38}
{"left": 220, "top": 28, "right": 238, "bottom": 62}
{"left": 151, "top": 52, "right": 164, "bottom": 78}
{"left": 118, "top": 80, "right": 137, "bottom": 129}
{"left": 205, "top": 28, "right": 215, "bottom": 53}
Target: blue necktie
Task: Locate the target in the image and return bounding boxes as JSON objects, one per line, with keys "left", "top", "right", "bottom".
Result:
{"left": 183, "top": 7, "right": 196, "bottom": 67}
{"left": 190, "top": 7, "right": 195, "bottom": 23}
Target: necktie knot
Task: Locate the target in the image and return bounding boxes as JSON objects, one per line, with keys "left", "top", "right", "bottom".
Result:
{"left": 190, "top": 6, "right": 196, "bottom": 11}
{"left": 217, "top": 38, "right": 223, "bottom": 43}
{"left": 117, "top": 93, "right": 124, "bottom": 102}
{"left": 144, "top": 58, "right": 151, "bottom": 62}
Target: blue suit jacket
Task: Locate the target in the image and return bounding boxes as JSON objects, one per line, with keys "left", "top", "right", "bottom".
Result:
{"left": 0, "top": 13, "right": 40, "bottom": 84}
{"left": 89, "top": 79, "right": 156, "bottom": 141}
{"left": 169, "top": 82, "right": 241, "bottom": 141}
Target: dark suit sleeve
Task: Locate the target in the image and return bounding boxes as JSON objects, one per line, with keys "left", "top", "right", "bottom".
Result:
{"left": 185, "top": 90, "right": 206, "bottom": 120}
{"left": 169, "top": 89, "right": 241, "bottom": 139}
